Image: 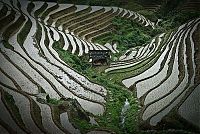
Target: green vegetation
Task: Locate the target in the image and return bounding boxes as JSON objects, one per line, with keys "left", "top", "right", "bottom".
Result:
{"left": 35, "top": 22, "right": 42, "bottom": 43}
{"left": 123, "top": 97, "right": 139, "bottom": 134}
{"left": 53, "top": 41, "right": 140, "bottom": 133}
{"left": 53, "top": 41, "right": 90, "bottom": 73}
{"left": 137, "top": 9, "right": 157, "bottom": 22}
{"left": 158, "top": 11, "right": 200, "bottom": 31}
{"left": 159, "top": 0, "right": 187, "bottom": 15}
{"left": 94, "top": 17, "right": 163, "bottom": 58}
{"left": 96, "top": 17, "right": 152, "bottom": 47}
{"left": 46, "top": 97, "right": 63, "bottom": 105}
{"left": 2, "top": 0, "right": 199, "bottom": 133}
{"left": 72, "top": 118, "right": 96, "bottom": 133}
{"left": 27, "top": 2, "right": 35, "bottom": 15}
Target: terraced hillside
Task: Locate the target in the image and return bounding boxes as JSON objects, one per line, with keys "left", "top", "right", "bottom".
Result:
{"left": 106, "top": 18, "right": 200, "bottom": 131}
{"left": 0, "top": 0, "right": 155, "bottom": 133}
{"left": 181, "top": 0, "right": 200, "bottom": 11}
{"left": 0, "top": 0, "right": 113, "bottom": 133}
{"left": 0, "top": 0, "right": 199, "bottom": 133}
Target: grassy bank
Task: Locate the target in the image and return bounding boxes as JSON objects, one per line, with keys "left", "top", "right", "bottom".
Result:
{"left": 53, "top": 41, "right": 140, "bottom": 134}
{"left": 93, "top": 16, "right": 164, "bottom": 59}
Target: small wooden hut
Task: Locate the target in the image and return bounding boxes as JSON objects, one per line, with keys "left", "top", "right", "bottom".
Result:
{"left": 89, "top": 50, "right": 110, "bottom": 66}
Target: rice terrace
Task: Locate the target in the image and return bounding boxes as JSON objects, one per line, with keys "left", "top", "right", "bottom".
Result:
{"left": 0, "top": 0, "right": 199, "bottom": 133}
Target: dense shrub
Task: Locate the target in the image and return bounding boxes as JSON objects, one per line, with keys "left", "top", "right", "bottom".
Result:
{"left": 159, "top": 0, "right": 187, "bottom": 15}
{"left": 137, "top": 10, "right": 157, "bottom": 22}
{"left": 53, "top": 40, "right": 139, "bottom": 133}
{"left": 53, "top": 41, "right": 91, "bottom": 73}
{"left": 158, "top": 11, "right": 200, "bottom": 30}
{"left": 94, "top": 17, "right": 161, "bottom": 52}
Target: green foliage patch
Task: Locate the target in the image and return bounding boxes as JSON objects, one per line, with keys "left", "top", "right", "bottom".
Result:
{"left": 53, "top": 41, "right": 140, "bottom": 133}
{"left": 158, "top": 11, "right": 200, "bottom": 31}
{"left": 94, "top": 17, "right": 163, "bottom": 59}
{"left": 46, "top": 97, "right": 63, "bottom": 105}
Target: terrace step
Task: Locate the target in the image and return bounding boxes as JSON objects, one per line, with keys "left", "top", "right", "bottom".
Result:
{"left": 60, "top": 112, "right": 81, "bottom": 134}
{"left": 68, "top": 7, "right": 114, "bottom": 33}
{"left": 0, "top": 2, "right": 109, "bottom": 133}
{"left": 47, "top": 4, "right": 77, "bottom": 26}
{"left": 0, "top": 5, "right": 8, "bottom": 19}
{"left": 178, "top": 84, "right": 200, "bottom": 128}
{"left": 0, "top": 52, "right": 39, "bottom": 94}
{"left": 55, "top": 5, "right": 91, "bottom": 28}
{"left": 105, "top": 33, "right": 166, "bottom": 73}
{"left": 62, "top": 7, "right": 105, "bottom": 30}
{"left": 2, "top": 86, "right": 42, "bottom": 133}
{"left": 0, "top": 90, "right": 26, "bottom": 133}
{"left": 0, "top": 9, "right": 16, "bottom": 31}
{"left": 2, "top": 0, "right": 199, "bottom": 133}
{"left": 34, "top": 2, "right": 48, "bottom": 18}
{"left": 31, "top": 96, "right": 65, "bottom": 134}
{"left": 119, "top": 18, "right": 200, "bottom": 128}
